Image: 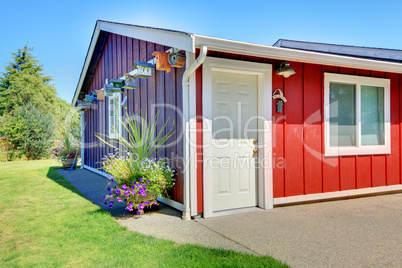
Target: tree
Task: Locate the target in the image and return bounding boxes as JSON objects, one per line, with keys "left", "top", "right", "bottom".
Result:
{"left": 0, "top": 44, "right": 54, "bottom": 116}
{"left": 0, "top": 45, "right": 80, "bottom": 160}
{"left": 3, "top": 102, "right": 54, "bottom": 160}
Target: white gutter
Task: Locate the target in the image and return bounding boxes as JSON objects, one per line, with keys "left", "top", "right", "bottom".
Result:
{"left": 80, "top": 111, "right": 85, "bottom": 169}
{"left": 181, "top": 45, "right": 208, "bottom": 220}
{"left": 193, "top": 34, "right": 402, "bottom": 74}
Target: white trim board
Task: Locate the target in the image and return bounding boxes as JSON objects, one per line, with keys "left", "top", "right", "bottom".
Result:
{"left": 202, "top": 57, "right": 273, "bottom": 218}
{"left": 83, "top": 164, "right": 112, "bottom": 179}
{"left": 273, "top": 184, "right": 402, "bottom": 205}
{"left": 157, "top": 197, "right": 184, "bottom": 212}
{"left": 274, "top": 39, "right": 402, "bottom": 62}
{"left": 193, "top": 35, "right": 402, "bottom": 74}
{"left": 99, "top": 21, "right": 194, "bottom": 52}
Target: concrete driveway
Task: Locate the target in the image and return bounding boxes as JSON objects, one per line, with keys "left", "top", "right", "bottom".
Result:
{"left": 60, "top": 169, "right": 402, "bottom": 267}
{"left": 119, "top": 193, "right": 402, "bottom": 267}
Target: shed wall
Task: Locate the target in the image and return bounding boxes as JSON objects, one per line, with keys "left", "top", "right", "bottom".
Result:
{"left": 196, "top": 51, "right": 402, "bottom": 213}
{"left": 82, "top": 33, "right": 184, "bottom": 203}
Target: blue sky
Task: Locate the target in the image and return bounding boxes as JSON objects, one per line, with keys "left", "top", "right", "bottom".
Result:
{"left": 1, "top": 0, "right": 402, "bottom": 103}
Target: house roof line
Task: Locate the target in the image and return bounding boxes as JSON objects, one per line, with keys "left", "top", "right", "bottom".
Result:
{"left": 72, "top": 21, "right": 402, "bottom": 106}
{"left": 193, "top": 34, "right": 402, "bottom": 74}
{"left": 273, "top": 39, "right": 402, "bottom": 62}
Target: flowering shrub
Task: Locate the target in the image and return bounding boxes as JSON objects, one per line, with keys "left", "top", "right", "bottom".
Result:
{"left": 102, "top": 151, "right": 175, "bottom": 214}
{"left": 57, "top": 130, "right": 80, "bottom": 162}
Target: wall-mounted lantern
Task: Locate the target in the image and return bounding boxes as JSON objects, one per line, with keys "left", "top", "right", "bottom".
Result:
{"left": 152, "top": 51, "right": 172, "bottom": 73}
{"left": 133, "top": 61, "right": 154, "bottom": 78}
{"left": 272, "top": 88, "right": 287, "bottom": 113}
{"left": 168, "top": 52, "right": 186, "bottom": 68}
{"left": 276, "top": 62, "right": 295, "bottom": 78}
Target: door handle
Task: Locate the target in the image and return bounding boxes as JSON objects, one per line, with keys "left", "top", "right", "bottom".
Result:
{"left": 253, "top": 139, "right": 257, "bottom": 144}
{"left": 253, "top": 149, "right": 258, "bottom": 154}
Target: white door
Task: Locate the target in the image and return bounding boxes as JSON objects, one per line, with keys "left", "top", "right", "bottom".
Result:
{"left": 211, "top": 71, "right": 258, "bottom": 212}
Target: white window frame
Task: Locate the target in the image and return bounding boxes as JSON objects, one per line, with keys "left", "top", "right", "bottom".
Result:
{"left": 108, "top": 92, "right": 122, "bottom": 139}
{"left": 324, "top": 73, "right": 390, "bottom": 157}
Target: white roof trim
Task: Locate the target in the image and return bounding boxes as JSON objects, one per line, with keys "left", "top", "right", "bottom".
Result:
{"left": 99, "top": 21, "right": 194, "bottom": 52}
{"left": 193, "top": 34, "right": 402, "bottom": 74}
{"left": 73, "top": 23, "right": 402, "bottom": 106}
{"left": 72, "top": 21, "right": 194, "bottom": 106}
{"left": 72, "top": 22, "right": 101, "bottom": 106}
{"left": 274, "top": 39, "right": 402, "bottom": 62}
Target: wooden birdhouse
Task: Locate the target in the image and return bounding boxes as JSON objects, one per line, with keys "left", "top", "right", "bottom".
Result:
{"left": 104, "top": 82, "right": 122, "bottom": 93}
{"left": 110, "top": 79, "right": 125, "bottom": 89}
{"left": 133, "top": 61, "right": 154, "bottom": 78}
{"left": 123, "top": 74, "right": 136, "bottom": 89}
{"left": 152, "top": 52, "right": 171, "bottom": 73}
{"left": 168, "top": 52, "right": 186, "bottom": 68}
{"left": 95, "top": 89, "right": 104, "bottom": 101}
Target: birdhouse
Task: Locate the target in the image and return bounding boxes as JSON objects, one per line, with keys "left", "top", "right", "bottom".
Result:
{"left": 104, "top": 82, "right": 122, "bottom": 93}
{"left": 110, "top": 79, "right": 125, "bottom": 89}
{"left": 168, "top": 52, "right": 186, "bottom": 68}
{"left": 152, "top": 52, "right": 171, "bottom": 73}
{"left": 84, "top": 94, "right": 94, "bottom": 103}
{"left": 95, "top": 89, "right": 104, "bottom": 101}
{"left": 132, "top": 61, "right": 154, "bottom": 78}
{"left": 77, "top": 100, "right": 92, "bottom": 110}
{"left": 123, "top": 74, "right": 136, "bottom": 89}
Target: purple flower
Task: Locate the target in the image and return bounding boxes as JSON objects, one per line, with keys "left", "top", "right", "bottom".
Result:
{"left": 109, "top": 193, "right": 113, "bottom": 198}
{"left": 115, "top": 188, "right": 121, "bottom": 195}
{"left": 146, "top": 180, "right": 150, "bottom": 184}
{"left": 131, "top": 191, "right": 136, "bottom": 195}
{"left": 144, "top": 201, "right": 150, "bottom": 205}
{"left": 117, "top": 197, "right": 122, "bottom": 203}
{"left": 139, "top": 178, "right": 143, "bottom": 182}
{"left": 107, "top": 187, "right": 111, "bottom": 192}
{"left": 136, "top": 211, "right": 141, "bottom": 215}
{"left": 131, "top": 186, "right": 135, "bottom": 190}
{"left": 122, "top": 185, "right": 127, "bottom": 190}
{"left": 129, "top": 203, "right": 133, "bottom": 207}
{"left": 103, "top": 195, "right": 107, "bottom": 200}
{"left": 126, "top": 206, "right": 133, "bottom": 212}
{"left": 108, "top": 204, "right": 113, "bottom": 209}
{"left": 154, "top": 201, "right": 158, "bottom": 205}
{"left": 138, "top": 203, "right": 145, "bottom": 210}
{"left": 110, "top": 179, "right": 114, "bottom": 182}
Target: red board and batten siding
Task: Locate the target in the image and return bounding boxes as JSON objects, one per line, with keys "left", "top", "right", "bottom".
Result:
{"left": 195, "top": 51, "right": 402, "bottom": 213}
{"left": 83, "top": 33, "right": 184, "bottom": 203}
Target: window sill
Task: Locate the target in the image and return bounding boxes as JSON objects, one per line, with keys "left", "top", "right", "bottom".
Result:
{"left": 324, "top": 146, "right": 391, "bottom": 157}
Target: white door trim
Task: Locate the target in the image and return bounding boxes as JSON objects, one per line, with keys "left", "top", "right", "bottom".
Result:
{"left": 202, "top": 57, "right": 273, "bottom": 218}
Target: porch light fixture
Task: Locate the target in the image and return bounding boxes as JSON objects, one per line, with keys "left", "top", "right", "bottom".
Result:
{"left": 276, "top": 62, "right": 295, "bottom": 78}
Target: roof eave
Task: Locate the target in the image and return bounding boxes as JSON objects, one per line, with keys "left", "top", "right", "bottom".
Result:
{"left": 71, "top": 21, "right": 195, "bottom": 106}
{"left": 194, "top": 34, "right": 402, "bottom": 74}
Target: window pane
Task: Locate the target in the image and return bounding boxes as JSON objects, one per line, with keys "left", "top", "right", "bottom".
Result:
{"left": 329, "top": 83, "right": 356, "bottom": 146}
{"left": 361, "top": 86, "right": 384, "bottom": 145}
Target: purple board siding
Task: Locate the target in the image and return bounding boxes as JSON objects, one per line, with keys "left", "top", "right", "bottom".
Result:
{"left": 84, "top": 33, "right": 184, "bottom": 203}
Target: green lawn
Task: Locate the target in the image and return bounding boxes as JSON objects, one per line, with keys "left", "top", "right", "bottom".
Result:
{"left": 0, "top": 160, "right": 288, "bottom": 267}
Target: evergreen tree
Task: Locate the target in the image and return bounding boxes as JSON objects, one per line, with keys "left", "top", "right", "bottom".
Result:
{"left": 0, "top": 45, "right": 80, "bottom": 160}
{"left": 3, "top": 102, "right": 54, "bottom": 160}
{"left": 0, "top": 44, "right": 54, "bottom": 116}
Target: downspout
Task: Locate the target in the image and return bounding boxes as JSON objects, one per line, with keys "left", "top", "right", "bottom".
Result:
{"left": 181, "top": 45, "right": 208, "bottom": 220}
{"left": 80, "top": 111, "right": 85, "bottom": 169}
